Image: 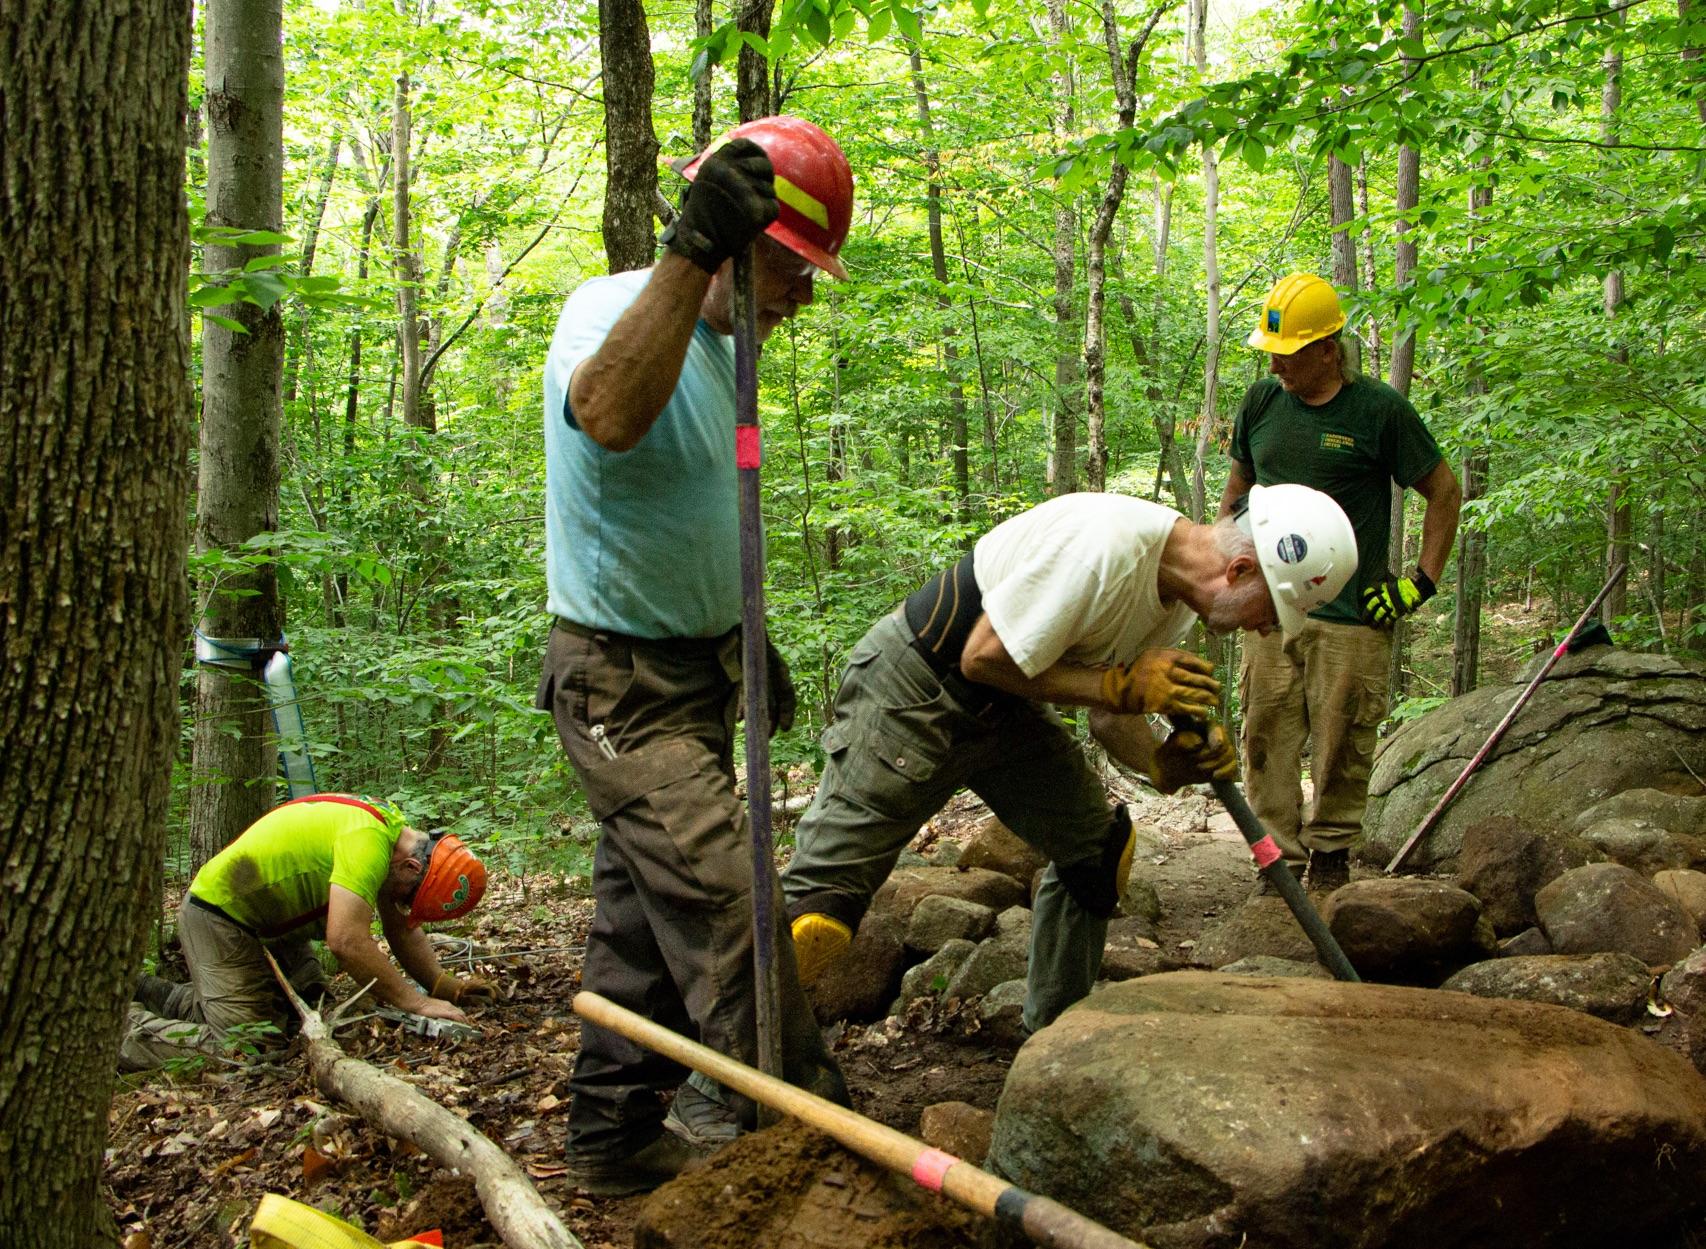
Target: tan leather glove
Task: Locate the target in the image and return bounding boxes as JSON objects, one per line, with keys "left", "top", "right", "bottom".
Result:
{"left": 430, "top": 971, "right": 498, "bottom": 1005}
{"left": 1151, "top": 721, "right": 1239, "bottom": 795}
{"left": 1100, "top": 648, "right": 1220, "bottom": 718}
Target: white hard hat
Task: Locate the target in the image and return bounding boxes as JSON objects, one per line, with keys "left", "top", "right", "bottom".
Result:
{"left": 1237, "top": 483, "right": 1358, "bottom": 634}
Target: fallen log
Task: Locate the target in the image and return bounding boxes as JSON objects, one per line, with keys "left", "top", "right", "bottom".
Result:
{"left": 267, "top": 952, "right": 583, "bottom": 1249}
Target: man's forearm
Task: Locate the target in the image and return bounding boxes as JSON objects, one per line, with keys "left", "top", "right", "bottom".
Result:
{"left": 1415, "top": 466, "right": 1463, "bottom": 585}
{"left": 332, "top": 936, "right": 429, "bottom": 1012}
{"left": 569, "top": 254, "right": 712, "bottom": 452}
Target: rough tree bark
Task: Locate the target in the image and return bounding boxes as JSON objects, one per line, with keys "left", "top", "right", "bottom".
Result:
{"left": 908, "top": 38, "right": 972, "bottom": 522}
{"left": 189, "top": 0, "right": 287, "bottom": 867}
{"left": 694, "top": 0, "right": 714, "bottom": 147}
{"left": 283, "top": 131, "right": 341, "bottom": 406}
{"left": 0, "top": 2, "right": 192, "bottom": 1243}
{"left": 600, "top": 0, "right": 660, "bottom": 274}
{"left": 737, "top": 0, "right": 774, "bottom": 121}
{"left": 393, "top": 68, "right": 426, "bottom": 432}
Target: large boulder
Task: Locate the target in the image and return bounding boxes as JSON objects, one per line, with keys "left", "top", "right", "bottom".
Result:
{"left": 955, "top": 814, "right": 1049, "bottom": 890}
{"left": 1441, "top": 953, "right": 1653, "bottom": 1025}
{"left": 1574, "top": 787, "right": 1706, "bottom": 841}
{"left": 1454, "top": 815, "right": 1597, "bottom": 936}
{"left": 905, "top": 895, "right": 996, "bottom": 954}
{"left": 988, "top": 971, "right": 1706, "bottom": 1248}
{"left": 1193, "top": 897, "right": 1321, "bottom": 969}
{"left": 1363, "top": 649, "right": 1706, "bottom": 871}
{"left": 1535, "top": 862, "right": 1697, "bottom": 966}
{"left": 1655, "top": 869, "right": 1706, "bottom": 938}
{"left": 1321, "top": 878, "right": 1494, "bottom": 984}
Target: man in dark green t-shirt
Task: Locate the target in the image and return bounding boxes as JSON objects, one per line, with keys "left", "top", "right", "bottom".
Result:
{"left": 1218, "top": 273, "right": 1461, "bottom": 891}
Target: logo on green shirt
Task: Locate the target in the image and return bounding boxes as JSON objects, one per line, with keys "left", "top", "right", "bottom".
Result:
{"left": 1320, "top": 432, "right": 1356, "bottom": 452}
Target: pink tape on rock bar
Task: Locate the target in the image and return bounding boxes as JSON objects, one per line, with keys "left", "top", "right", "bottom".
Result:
{"left": 911, "top": 1147, "right": 957, "bottom": 1191}
{"left": 737, "top": 424, "right": 762, "bottom": 469}
{"left": 1251, "top": 835, "right": 1282, "bottom": 868}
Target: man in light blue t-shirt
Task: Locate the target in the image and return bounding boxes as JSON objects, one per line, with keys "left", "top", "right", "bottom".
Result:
{"left": 535, "top": 116, "right": 856, "bottom": 1196}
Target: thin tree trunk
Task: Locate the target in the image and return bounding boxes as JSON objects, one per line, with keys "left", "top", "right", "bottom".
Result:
{"left": 599, "top": 0, "right": 660, "bottom": 274}
{"left": 190, "top": 0, "right": 286, "bottom": 867}
{"left": 1357, "top": 159, "right": 1382, "bottom": 381}
{"left": 1046, "top": 0, "right": 1080, "bottom": 497}
{"left": 393, "top": 70, "right": 425, "bottom": 431}
{"left": 908, "top": 39, "right": 971, "bottom": 523}
{"left": 1681, "top": 0, "right": 1706, "bottom": 124}
{"left": 1452, "top": 65, "right": 1493, "bottom": 696}
{"left": 1189, "top": 0, "right": 1218, "bottom": 522}
{"left": 1603, "top": 28, "right": 1631, "bottom": 625}
{"left": 283, "top": 131, "right": 341, "bottom": 405}
{"left": 737, "top": 0, "right": 773, "bottom": 121}
{"left": 694, "top": 0, "right": 714, "bottom": 147}
{"left": 0, "top": 1, "right": 191, "bottom": 1240}
{"left": 1389, "top": 6, "right": 1424, "bottom": 696}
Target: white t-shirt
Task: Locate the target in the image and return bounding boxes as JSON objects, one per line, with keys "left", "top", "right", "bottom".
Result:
{"left": 974, "top": 494, "right": 1197, "bottom": 678}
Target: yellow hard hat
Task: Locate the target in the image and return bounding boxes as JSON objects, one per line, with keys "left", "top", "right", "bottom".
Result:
{"left": 1247, "top": 273, "right": 1345, "bottom": 355}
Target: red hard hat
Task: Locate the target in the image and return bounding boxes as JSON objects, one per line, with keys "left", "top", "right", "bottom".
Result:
{"left": 408, "top": 832, "right": 487, "bottom": 928}
{"left": 678, "top": 115, "right": 854, "bottom": 280}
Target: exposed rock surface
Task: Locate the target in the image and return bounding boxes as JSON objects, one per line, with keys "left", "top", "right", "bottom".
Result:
{"left": 868, "top": 866, "right": 1027, "bottom": 928}
{"left": 894, "top": 939, "right": 975, "bottom": 1012}
{"left": 1219, "top": 955, "right": 1332, "bottom": 980}
{"left": 954, "top": 815, "right": 1049, "bottom": 889}
{"left": 1454, "top": 815, "right": 1596, "bottom": 936}
{"left": 1656, "top": 869, "right": 1706, "bottom": 937}
{"left": 919, "top": 1101, "right": 995, "bottom": 1165}
{"left": 975, "top": 979, "right": 1028, "bottom": 1045}
{"left": 1321, "top": 878, "right": 1494, "bottom": 983}
{"left": 809, "top": 911, "right": 907, "bottom": 1024}
{"left": 1441, "top": 952, "right": 1653, "bottom": 1025}
{"left": 1363, "top": 649, "right": 1706, "bottom": 871}
{"left": 943, "top": 932, "right": 1028, "bottom": 1003}
{"left": 988, "top": 971, "right": 1706, "bottom": 1249}
{"left": 1574, "top": 787, "right": 1706, "bottom": 841}
{"left": 905, "top": 895, "right": 996, "bottom": 954}
{"left": 1535, "top": 862, "right": 1697, "bottom": 966}
{"left": 1193, "top": 897, "right": 1320, "bottom": 969}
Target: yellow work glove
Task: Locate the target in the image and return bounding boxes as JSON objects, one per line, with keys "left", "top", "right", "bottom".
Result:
{"left": 1100, "top": 648, "right": 1220, "bottom": 718}
{"left": 1151, "top": 721, "right": 1239, "bottom": 795}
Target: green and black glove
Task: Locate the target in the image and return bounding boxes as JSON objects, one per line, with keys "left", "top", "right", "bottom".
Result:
{"left": 660, "top": 139, "right": 779, "bottom": 274}
{"left": 1151, "top": 721, "right": 1239, "bottom": 795}
{"left": 1360, "top": 569, "right": 1436, "bottom": 628}
{"left": 766, "top": 637, "right": 796, "bottom": 736}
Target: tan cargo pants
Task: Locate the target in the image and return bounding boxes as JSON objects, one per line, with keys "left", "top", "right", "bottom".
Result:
{"left": 1239, "top": 618, "right": 1392, "bottom": 865}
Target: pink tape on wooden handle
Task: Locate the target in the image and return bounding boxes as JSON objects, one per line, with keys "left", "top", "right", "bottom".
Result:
{"left": 736, "top": 424, "right": 761, "bottom": 469}
{"left": 1250, "top": 835, "right": 1282, "bottom": 868}
{"left": 911, "top": 1147, "right": 957, "bottom": 1191}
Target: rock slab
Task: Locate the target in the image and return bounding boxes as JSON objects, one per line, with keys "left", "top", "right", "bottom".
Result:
{"left": 987, "top": 971, "right": 1706, "bottom": 1249}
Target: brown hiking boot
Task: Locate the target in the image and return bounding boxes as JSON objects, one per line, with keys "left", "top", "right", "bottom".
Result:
{"left": 1249, "top": 865, "right": 1302, "bottom": 899}
{"left": 1307, "top": 849, "right": 1351, "bottom": 893}
{"left": 564, "top": 1131, "right": 709, "bottom": 1197}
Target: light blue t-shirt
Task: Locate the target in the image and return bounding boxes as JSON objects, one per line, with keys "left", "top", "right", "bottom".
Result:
{"left": 543, "top": 268, "right": 741, "bottom": 639}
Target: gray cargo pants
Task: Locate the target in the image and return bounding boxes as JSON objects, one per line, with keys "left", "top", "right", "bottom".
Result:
{"left": 538, "top": 619, "right": 849, "bottom": 1157}
{"left": 781, "top": 612, "right": 1120, "bottom": 1033}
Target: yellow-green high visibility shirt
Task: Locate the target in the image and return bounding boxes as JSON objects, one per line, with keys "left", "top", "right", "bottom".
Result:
{"left": 189, "top": 795, "right": 403, "bottom": 940}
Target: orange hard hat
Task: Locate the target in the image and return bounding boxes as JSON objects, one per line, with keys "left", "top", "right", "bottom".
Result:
{"left": 678, "top": 115, "right": 854, "bottom": 280}
{"left": 407, "top": 832, "right": 487, "bottom": 928}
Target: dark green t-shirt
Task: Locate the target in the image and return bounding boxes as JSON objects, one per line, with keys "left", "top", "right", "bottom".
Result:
{"left": 1229, "top": 375, "right": 1443, "bottom": 624}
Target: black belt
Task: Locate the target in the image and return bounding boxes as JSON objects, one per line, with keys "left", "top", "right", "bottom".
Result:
{"left": 186, "top": 893, "right": 255, "bottom": 935}
{"left": 553, "top": 616, "right": 735, "bottom": 658}
{"left": 900, "top": 553, "right": 1016, "bottom": 719}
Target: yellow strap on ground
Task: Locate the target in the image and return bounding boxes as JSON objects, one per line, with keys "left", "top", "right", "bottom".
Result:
{"left": 249, "top": 1194, "right": 438, "bottom": 1249}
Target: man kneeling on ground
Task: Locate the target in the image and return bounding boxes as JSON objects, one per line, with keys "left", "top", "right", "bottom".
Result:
{"left": 122, "top": 793, "right": 489, "bottom": 1071}
{"left": 782, "top": 484, "right": 1356, "bottom": 1033}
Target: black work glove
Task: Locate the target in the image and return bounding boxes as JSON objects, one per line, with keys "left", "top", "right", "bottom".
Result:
{"left": 766, "top": 638, "right": 796, "bottom": 736}
{"left": 660, "top": 139, "right": 779, "bottom": 274}
{"left": 1360, "top": 569, "right": 1437, "bottom": 628}
{"left": 1151, "top": 721, "right": 1239, "bottom": 795}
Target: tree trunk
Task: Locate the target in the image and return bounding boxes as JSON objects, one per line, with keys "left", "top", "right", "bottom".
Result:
{"left": 393, "top": 70, "right": 426, "bottom": 432}
{"left": 1190, "top": 0, "right": 1219, "bottom": 522}
{"left": 1046, "top": 0, "right": 1080, "bottom": 497}
{"left": 283, "top": 131, "right": 341, "bottom": 405}
{"left": 1388, "top": 6, "right": 1423, "bottom": 697}
{"left": 1681, "top": 0, "right": 1706, "bottom": 124}
{"left": 0, "top": 2, "right": 191, "bottom": 1242}
{"left": 1357, "top": 159, "right": 1382, "bottom": 381}
{"left": 694, "top": 0, "right": 715, "bottom": 147}
{"left": 908, "top": 40, "right": 971, "bottom": 522}
{"left": 737, "top": 0, "right": 774, "bottom": 121}
{"left": 190, "top": 0, "right": 287, "bottom": 867}
{"left": 600, "top": 0, "right": 660, "bottom": 274}
{"left": 1602, "top": 30, "right": 1631, "bottom": 625}
{"left": 1452, "top": 65, "right": 1493, "bottom": 698}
